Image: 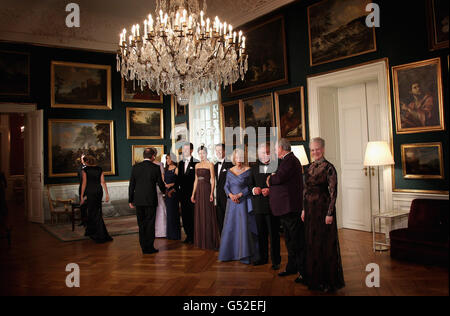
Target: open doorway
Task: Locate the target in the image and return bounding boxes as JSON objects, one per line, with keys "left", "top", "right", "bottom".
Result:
{"left": 307, "top": 59, "right": 394, "bottom": 232}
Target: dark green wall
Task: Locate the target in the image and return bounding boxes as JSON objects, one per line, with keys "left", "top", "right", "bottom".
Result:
{"left": 222, "top": 0, "right": 449, "bottom": 193}
{"left": 0, "top": 42, "right": 172, "bottom": 185}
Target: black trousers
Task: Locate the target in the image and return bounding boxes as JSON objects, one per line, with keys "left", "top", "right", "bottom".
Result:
{"left": 216, "top": 194, "right": 226, "bottom": 235}
{"left": 180, "top": 195, "right": 194, "bottom": 241}
{"left": 136, "top": 205, "right": 157, "bottom": 252}
{"left": 255, "top": 213, "right": 281, "bottom": 265}
{"left": 280, "top": 211, "right": 305, "bottom": 275}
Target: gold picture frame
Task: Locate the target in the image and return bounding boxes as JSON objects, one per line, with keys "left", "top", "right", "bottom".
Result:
{"left": 307, "top": 0, "right": 377, "bottom": 67}
{"left": 427, "top": 0, "right": 449, "bottom": 51}
{"left": 275, "top": 86, "right": 306, "bottom": 141}
{"left": 220, "top": 100, "right": 244, "bottom": 144}
{"left": 48, "top": 119, "right": 115, "bottom": 178}
{"left": 126, "top": 107, "right": 164, "bottom": 140}
{"left": 132, "top": 145, "right": 164, "bottom": 165}
{"left": 401, "top": 143, "right": 444, "bottom": 179}
{"left": 392, "top": 58, "right": 445, "bottom": 134}
{"left": 51, "top": 61, "right": 112, "bottom": 110}
{"left": 121, "top": 78, "right": 163, "bottom": 104}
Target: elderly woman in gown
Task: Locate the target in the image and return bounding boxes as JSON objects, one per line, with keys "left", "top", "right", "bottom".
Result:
{"left": 301, "top": 137, "right": 345, "bottom": 293}
{"left": 218, "top": 148, "right": 259, "bottom": 264}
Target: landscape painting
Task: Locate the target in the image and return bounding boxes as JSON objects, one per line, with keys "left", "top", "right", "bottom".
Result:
{"left": 122, "top": 78, "right": 163, "bottom": 103}
{"left": 132, "top": 145, "right": 164, "bottom": 165}
{"left": 48, "top": 119, "right": 115, "bottom": 177}
{"left": 221, "top": 101, "right": 242, "bottom": 143}
{"left": 230, "top": 15, "right": 288, "bottom": 95}
{"left": 0, "top": 50, "right": 30, "bottom": 96}
{"left": 243, "top": 94, "right": 274, "bottom": 132}
{"left": 126, "top": 107, "right": 164, "bottom": 140}
{"left": 401, "top": 143, "right": 444, "bottom": 179}
{"left": 51, "top": 61, "right": 111, "bottom": 110}
{"left": 308, "top": 0, "right": 377, "bottom": 66}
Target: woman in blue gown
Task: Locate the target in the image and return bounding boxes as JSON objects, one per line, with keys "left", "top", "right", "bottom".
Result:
{"left": 218, "top": 149, "right": 259, "bottom": 265}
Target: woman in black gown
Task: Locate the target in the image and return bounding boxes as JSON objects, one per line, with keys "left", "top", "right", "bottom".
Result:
{"left": 301, "top": 138, "right": 345, "bottom": 293}
{"left": 164, "top": 154, "right": 181, "bottom": 240}
{"left": 80, "top": 156, "right": 113, "bottom": 244}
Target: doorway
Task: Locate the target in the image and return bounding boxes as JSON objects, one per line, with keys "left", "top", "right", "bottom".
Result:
{"left": 0, "top": 104, "right": 43, "bottom": 223}
{"left": 307, "top": 59, "right": 393, "bottom": 232}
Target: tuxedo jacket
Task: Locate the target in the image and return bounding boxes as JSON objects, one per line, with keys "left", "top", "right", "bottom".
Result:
{"left": 177, "top": 157, "right": 199, "bottom": 199}
{"left": 129, "top": 160, "right": 165, "bottom": 207}
{"left": 248, "top": 161, "right": 274, "bottom": 215}
{"left": 214, "top": 160, "right": 234, "bottom": 205}
{"left": 269, "top": 152, "right": 303, "bottom": 217}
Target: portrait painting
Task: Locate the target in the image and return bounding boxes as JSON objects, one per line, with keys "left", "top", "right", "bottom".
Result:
{"left": 243, "top": 94, "right": 274, "bottom": 131}
{"left": 275, "top": 87, "right": 306, "bottom": 141}
{"left": 427, "top": 0, "right": 449, "bottom": 50}
{"left": 392, "top": 58, "right": 444, "bottom": 134}
{"left": 51, "top": 61, "right": 111, "bottom": 110}
{"left": 48, "top": 119, "right": 115, "bottom": 178}
{"left": 0, "top": 50, "right": 30, "bottom": 96}
{"left": 307, "top": 0, "right": 377, "bottom": 66}
{"left": 121, "top": 78, "right": 163, "bottom": 104}
{"left": 230, "top": 15, "right": 288, "bottom": 95}
{"left": 127, "top": 107, "right": 164, "bottom": 140}
{"left": 401, "top": 143, "right": 444, "bottom": 179}
{"left": 132, "top": 145, "right": 164, "bottom": 165}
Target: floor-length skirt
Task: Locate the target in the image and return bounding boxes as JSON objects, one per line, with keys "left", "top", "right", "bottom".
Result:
{"left": 165, "top": 192, "right": 181, "bottom": 240}
{"left": 155, "top": 187, "right": 167, "bottom": 238}
{"left": 85, "top": 190, "right": 113, "bottom": 244}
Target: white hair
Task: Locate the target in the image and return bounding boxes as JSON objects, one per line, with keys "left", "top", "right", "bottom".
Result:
{"left": 311, "top": 137, "right": 325, "bottom": 148}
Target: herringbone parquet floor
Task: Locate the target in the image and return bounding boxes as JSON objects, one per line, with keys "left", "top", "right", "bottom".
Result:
{"left": 0, "top": 201, "right": 448, "bottom": 296}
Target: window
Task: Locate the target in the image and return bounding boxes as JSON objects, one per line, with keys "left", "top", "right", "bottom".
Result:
{"left": 188, "top": 90, "right": 221, "bottom": 162}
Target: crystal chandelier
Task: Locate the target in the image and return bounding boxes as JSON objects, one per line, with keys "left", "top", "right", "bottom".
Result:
{"left": 117, "top": 0, "right": 248, "bottom": 103}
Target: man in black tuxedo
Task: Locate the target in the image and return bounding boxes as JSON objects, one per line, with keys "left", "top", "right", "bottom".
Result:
{"left": 214, "top": 143, "right": 233, "bottom": 234}
{"left": 177, "top": 143, "right": 199, "bottom": 244}
{"left": 267, "top": 138, "right": 305, "bottom": 284}
{"left": 77, "top": 154, "right": 88, "bottom": 227}
{"left": 249, "top": 143, "right": 281, "bottom": 270}
{"left": 129, "top": 148, "right": 166, "bottom": 254}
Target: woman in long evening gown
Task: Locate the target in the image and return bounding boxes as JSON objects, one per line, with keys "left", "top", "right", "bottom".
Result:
{"left": 154, "top": 161, "right": 167, "bottom": 238}
{"left": 218, "top": 149, "right": 259, "bottom": 264}
{"left": 80, "top": 156, "right": 113, "bottom": 244}
{"left": 302, "top": 138, "right": 345, "bottom": 293}
{"left": 191, "top": 146, "right": 220, "bottom": 250}
{"left": 164, "top": 154, "right": 181, "bottom": 241}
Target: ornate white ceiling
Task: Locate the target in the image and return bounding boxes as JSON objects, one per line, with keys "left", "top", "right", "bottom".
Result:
{"left": 0, "top": 0, "right": 296, "bottom": 52}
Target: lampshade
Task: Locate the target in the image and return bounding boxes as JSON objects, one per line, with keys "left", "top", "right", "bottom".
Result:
{"left": 292, "top": 145, "right": 310, "bottom": 166}
{"left": 364, "top": 141, "right": 395, "bottom": 166}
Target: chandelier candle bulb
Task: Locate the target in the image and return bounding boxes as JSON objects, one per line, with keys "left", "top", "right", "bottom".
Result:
{"left": 136, "top": 24, "right": 140, "bottom": 37}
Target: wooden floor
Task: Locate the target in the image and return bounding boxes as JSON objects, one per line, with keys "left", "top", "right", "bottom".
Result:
{"left": 0, "top": 201, "right": 448, "bottom": 296}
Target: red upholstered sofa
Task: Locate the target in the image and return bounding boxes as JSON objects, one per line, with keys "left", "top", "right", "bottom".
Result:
{"left": 389, "top": 199, "right": 449, "bottom": 266}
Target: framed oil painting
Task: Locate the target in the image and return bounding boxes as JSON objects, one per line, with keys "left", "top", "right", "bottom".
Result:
{"left": 243, "top": 94, "right": 275, "bottom": 133}
{"left": 392, "top": 58, "right": 445, "bottom": 134}
{"left": 427, "top": 0, "right": 449, "bottom": 50}
{"left": 220, "top": 100, "right": 243, "bottom": 143}
{"left": 132, "top": 145, "right": 164, "bottom": 165}
{"left": 275, "top": 87, "right": 306, "bottom": 141}
{"left": 51, "top": 61, "right": 112, "bottom": 110}
{"left": 0, "top": 50, "right": 30, "bottom": 96}
{"left": 121, "top": 78, "right": 163, "bottom": 103}
{"left": 126, "top": 107, "right": 164, "bottom": 140}
{"left": 401, "top": 143, "right": 444, "bottom": 179}
{"left": 307, "top": 0, "right": 377, "bottom": 66}
{"left": 48, "top": 119, "right": 115, "bottom": 177}
{"left": 230, "top": 15, "right": 288, "bottom": 95}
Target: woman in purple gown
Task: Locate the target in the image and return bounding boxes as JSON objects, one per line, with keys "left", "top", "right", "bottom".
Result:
{"left": 218, "top": 149, "right": 259, "bottom": 264}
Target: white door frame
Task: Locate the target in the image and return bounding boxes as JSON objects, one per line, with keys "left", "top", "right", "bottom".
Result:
{"left": 307, "top": 59, "right": 394, "bottom": 212}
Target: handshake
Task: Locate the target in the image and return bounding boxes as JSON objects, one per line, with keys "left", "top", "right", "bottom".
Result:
{"left": 253, "top": 187, "right": 270, "bottom": 197}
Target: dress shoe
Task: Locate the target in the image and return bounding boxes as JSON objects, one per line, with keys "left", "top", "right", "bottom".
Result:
{"left": 252, "top": 260, "right": 267, "bottom": 266}
{"left": 278, "top": 271, "right": 297, "bottom": 277}
{"left": 271, "top": 264, "right": 281, "bottom": 270}
{"left": 143, "top": 248, "right": 159, "bottom": 255}
{"left": 294, "top": 274, "right": 306, "bottom": 285}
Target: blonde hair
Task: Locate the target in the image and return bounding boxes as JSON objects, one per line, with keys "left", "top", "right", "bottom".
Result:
{"left": 231, "top": 148, "right": 247, "bottom": 166}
